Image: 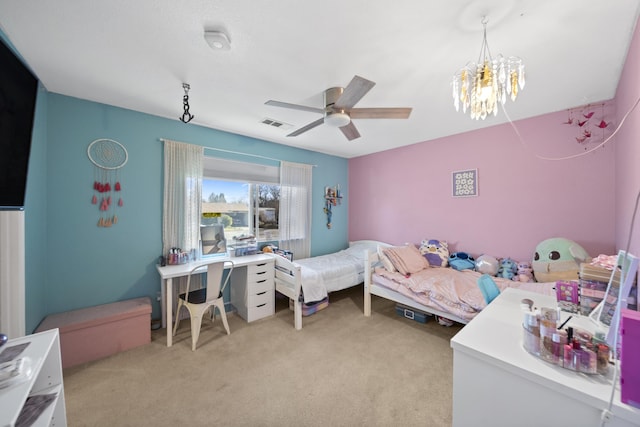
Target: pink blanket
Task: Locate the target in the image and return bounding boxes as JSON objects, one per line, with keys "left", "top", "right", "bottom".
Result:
{"left": 373, "top": 266, "right": 556, "bottom": 322}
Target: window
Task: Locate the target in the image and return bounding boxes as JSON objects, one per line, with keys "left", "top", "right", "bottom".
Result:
{"left": 201, "top": 156, "right": 280, "bottom": 243}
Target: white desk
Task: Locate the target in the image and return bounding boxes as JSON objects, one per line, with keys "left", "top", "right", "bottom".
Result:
{"left": 156, "top": 253, "right": 274, "bottom": 347}
{"left": 450, "top": 288, "right": 640, "bottom": 427}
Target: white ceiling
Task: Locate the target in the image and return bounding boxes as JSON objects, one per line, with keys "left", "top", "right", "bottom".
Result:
{"left": 1, "top": 0, "right": 639, "bottom": 158}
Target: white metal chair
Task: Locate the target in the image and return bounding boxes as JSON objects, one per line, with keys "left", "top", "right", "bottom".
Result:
{"left": 172, "top": 259, "right": 234, "bottom": 350}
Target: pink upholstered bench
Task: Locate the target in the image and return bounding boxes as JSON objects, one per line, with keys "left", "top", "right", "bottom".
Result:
{"left": 35, "top": 297, "right": 152, "bottom": 368}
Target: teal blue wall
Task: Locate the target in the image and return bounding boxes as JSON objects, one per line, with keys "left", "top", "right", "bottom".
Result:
{"left": 24, "top": 94, "right": 348, "bottom": 331}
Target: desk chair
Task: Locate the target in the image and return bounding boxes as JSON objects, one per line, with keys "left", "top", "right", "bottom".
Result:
{"left": 172, "top": 260, "right": 234, "bottom": 351}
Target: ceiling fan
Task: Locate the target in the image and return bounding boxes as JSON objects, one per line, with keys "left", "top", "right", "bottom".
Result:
{"left": 265, "top": 75, "right": 412, "bottom": 141}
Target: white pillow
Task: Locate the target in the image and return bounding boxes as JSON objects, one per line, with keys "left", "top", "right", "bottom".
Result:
{"left": 377, "top": 245, "right": 397, "bottom": 272}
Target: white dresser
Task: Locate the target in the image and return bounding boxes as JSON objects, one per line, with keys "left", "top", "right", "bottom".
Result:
{"left": 450, "top": 288, "right": 640, "bottom": 427}
{"left": 230, "top": 258, "right": 275, "bottom": 322}
{"left": 0, "top": 329, "right": 67, "bottom": 427}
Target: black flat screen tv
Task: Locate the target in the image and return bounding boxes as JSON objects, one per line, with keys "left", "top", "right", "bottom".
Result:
{"left": 0, "top": 36, "right": 38, "bottom": 211}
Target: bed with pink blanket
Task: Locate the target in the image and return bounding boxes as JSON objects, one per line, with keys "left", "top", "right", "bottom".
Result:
{"left": 364, "top": 247, "right": 557, "bottom": 324}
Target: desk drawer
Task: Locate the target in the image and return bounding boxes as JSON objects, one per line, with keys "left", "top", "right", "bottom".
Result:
{"left": 248, "top": 288, "right": 273, "bottom": 307}
{"left": 248, "top": 278, "right": 273, "bottom": 295}
{"left": 247, "top": 262, "right": 275, "bottom": 279}
{"left": 245, "top": 298, "right": 274, "bottom": 322}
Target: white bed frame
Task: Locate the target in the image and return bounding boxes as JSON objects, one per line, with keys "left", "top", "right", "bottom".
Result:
{"left": 363, "top": 250, "right": 469, "bottom": 325}
{"left": 271, "top": 240, "right": 391, "bottom": 330}
{"left": 271, "top": 253, "right": 304, "bottom": 330}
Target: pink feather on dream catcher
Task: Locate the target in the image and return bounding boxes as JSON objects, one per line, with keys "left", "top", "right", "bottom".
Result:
{"left": 88, "top": 138, "right": 128, "bottom": 227}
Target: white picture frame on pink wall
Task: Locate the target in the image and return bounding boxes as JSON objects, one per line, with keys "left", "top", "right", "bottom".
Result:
{"left": 452, "top": 169, "right": 478, "bottom": 197}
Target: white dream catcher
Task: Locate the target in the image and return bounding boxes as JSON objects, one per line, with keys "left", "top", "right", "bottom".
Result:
{"left": 87, "top": 138, "right": 128, "bottom": 227}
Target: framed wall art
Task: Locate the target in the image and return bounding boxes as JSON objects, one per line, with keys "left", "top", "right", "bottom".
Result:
{"left": 452, "top": 169, "right": 478, "bottom": 198}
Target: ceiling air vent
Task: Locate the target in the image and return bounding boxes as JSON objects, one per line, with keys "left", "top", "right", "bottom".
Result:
{"left": 261, "top": 118, "right": 292, "bottom": 130}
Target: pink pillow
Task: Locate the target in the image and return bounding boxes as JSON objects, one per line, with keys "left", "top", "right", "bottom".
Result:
{"left": 383, "top": 245, "right": 430, "bottom": 275}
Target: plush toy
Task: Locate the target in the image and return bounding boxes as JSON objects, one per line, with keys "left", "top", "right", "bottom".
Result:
{"left": 532, "top": 237, "right": 590, "bottom": 282}
{"left": 419, "top": 239, "right": 449, "bottom": 267}
{"left": 497, "top": 258, "right": 518, "bottom": 280}
{"left": 515, "top": 261, "right": 534, "bottom": 282}
{"left": 475, "top": 254, "right": 499, "bottom": 276}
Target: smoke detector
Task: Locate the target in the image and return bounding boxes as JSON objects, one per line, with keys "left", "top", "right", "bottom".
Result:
{"left": 204, "top": 30, "right": 231, "bottom": 50}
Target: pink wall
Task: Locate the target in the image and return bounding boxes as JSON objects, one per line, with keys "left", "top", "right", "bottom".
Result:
{"left": 349, "top": 106, "right": 617, "bottom": 262}
{"left": 614, "top": 17, "right": 640, "bottom": 257}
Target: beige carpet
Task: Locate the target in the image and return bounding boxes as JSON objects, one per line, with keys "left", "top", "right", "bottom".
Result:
{"left": 63, "top": 285, "right": 462, "bottom": 426}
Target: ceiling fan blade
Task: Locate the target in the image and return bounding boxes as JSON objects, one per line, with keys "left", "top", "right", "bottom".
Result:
{"left": 349, "top": 107, "right": 412, "bottom": 119}
{"left": 265, "top": 100, "right": 324, "bottom": 114}
{"left": 333, "top": 75, "right": 376, "bottom": 110}
{"left": 287, "top": 117, "right": 325, "bottom": 137}
{"left": 339, "top": 121, "right": 361, "bottom": 141}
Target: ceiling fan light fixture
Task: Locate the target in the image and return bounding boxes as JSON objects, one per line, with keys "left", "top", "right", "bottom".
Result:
{"left": 324, "top": 112, "right": 350, "bottom": 127}
{"left": 204, "top": 30, "right": 231, "bottom": 50}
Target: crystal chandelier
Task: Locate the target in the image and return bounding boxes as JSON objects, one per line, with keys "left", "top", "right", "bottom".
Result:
{"left": 452, "top": 18, "right": 525, "bottom": 120}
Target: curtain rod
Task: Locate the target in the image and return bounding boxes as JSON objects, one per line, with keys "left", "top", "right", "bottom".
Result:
{"left": 159, "top": 138, "right": 316, "bottom": 166}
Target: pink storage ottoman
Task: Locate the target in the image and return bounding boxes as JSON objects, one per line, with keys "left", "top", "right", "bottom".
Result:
{"left": 35, "top": 297, "right": 151, "bottom": 368}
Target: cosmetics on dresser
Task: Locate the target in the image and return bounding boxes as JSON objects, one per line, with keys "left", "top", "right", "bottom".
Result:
{"left": 523, "top": 311, "right": 540, "bottom": 354}
{"left": 537, "top": 307, "right": 557, "bottom": 362}
{"left": 596, "top": 343, "right": 610, "bottom": 376}
{"left": 581, "top": 345, "right": 597, "bottom": 374}
{"left": 563, "top": 327, "right": 575, "bottom": 369}
{"left": 571, "top": 339, "right": 582, "bottom": 371}
{"left": 551, "top": 330, "right": 567, "bottom": 365}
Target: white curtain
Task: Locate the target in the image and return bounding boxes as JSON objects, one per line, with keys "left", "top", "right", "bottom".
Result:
{"left": 279, "top": 161, "right": 312, "bottom": 259}
{"left": 162, "top": 139, "right": 203, "bottom": 256}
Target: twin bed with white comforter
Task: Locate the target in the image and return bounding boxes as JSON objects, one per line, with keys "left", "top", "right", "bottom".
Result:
{"left": 271, "top": 240, "right": 383, "bottom": 329}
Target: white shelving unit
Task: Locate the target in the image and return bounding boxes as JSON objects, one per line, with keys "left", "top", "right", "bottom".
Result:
{"left": 0, "top": 329, "right": 66, "bottom": 427}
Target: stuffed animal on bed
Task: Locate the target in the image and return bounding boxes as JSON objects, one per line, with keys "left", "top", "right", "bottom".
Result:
{"left": 497, "top": 258, "right": 518, "bottom": 280}
{"left": 419, "top": 239, "right": 449, "bottom": 267}
{"left": 515, "top": 261, "right": 534, "bottom": 282}
{"left": 532, "top": 237, "right": 590, "bottom": 282}
{"left": 475, "top": 254, "right": 499, "bottom": 275}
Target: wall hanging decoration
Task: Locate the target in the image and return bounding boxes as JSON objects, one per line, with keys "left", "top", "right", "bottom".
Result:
{"left": 563, "top": 102, "right": 613, "bottom": 147}
{"left": 452, "top": 169, "right": 478, "bottom": 198}
{"left": 323, "top": 185, "right": 342, "bottom": 229}
{"left": 179, "top": 83, "right": 194, "bottom": 123}
{"left": 88, "top": 138, "right": 128, "bottom": 227}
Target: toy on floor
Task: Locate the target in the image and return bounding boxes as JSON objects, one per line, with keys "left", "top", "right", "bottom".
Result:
{"left": 497, "top": 258, "right": 518, "bottom": 280}
{"left": 532, "top": 237, "right": 590, "bottom": 282}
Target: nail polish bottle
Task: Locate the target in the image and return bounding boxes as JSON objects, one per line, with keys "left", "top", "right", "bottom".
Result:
{"left": 572, "top": 339, "right": 582, "bottom": 371}
{"left": 563, "top": 327, "right": 574, "bottom": 369}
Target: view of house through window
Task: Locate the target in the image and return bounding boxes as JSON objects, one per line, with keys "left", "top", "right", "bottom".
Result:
{"left": 202, "top": 178, "right": 280, "bottom": 243}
